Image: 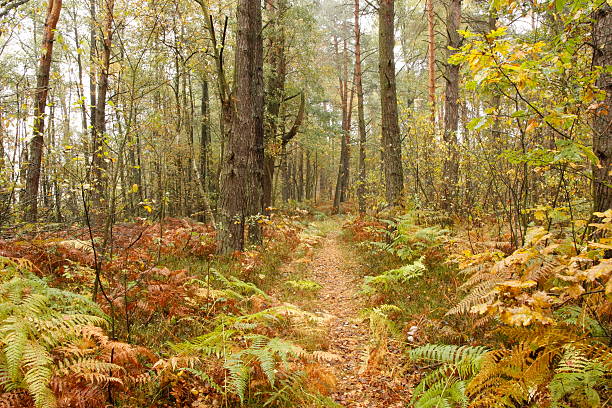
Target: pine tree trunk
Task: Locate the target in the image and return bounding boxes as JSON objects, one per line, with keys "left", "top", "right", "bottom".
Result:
{"left": 442, "top": 0, "right": 461, "bottom": 211}
{"left": 263, "top": 0, "right": 287, "bottom": 210}
{"left": 333, "top": 36, "right": 353, "bottom": 213}
{"left": 355, "top": 0, "right": 367, "bottom": 214}
{"left": 592, "top": 3, "right": 612, "bottom": 213}
{"left": 23, "top": 0, "right": 62, "bottom": 222}
{"left": 217, "top": 0, "right": 264, "bottom": 252}
{"left": 379, "top": 0, "right": 404, "bottom": 205}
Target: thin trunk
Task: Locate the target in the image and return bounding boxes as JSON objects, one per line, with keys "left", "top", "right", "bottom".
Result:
{"left": 89, "top": 0, "right": 97, "bottom": 155}
{"left": 200, "top": 79, "right": 210, "bottom": 194}
{"left": 91, "top": 0, "right": 115, "bottom": 216}
{"left": 0, "top": 109, "right": 9, "bottom": 225}
{"left": 333, "top": 36, "right": 354, "bottom": 213}
{"left": 427, "top": 0, "right": 436, "bottom": 128}
{"left": 379, "top": 0, "right": 404, "bottom": 205}
{"left": 592, "top": 3, "right": 611, "bottom": 213}
{"left": 73, "top": 5, "right": 88, "bottom": 139}
{"left": 305, "top": 150, "right": 312, "bottom": 200}
{"left": 355, "top": 0, "right": 367, "bottom": 214}
{"left": 23, "top": 0, "right": 62, "bottom": 221}
{"left": 298, "top": 147, "right": 304, "bottom": 201}
{"left": 281, "top": 144, "right": 290, "bottom": 202}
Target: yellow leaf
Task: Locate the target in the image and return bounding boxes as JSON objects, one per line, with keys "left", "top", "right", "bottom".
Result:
{"left": 526, "top": 119, "right": 539, "bottom": 133}
{"left": 143, "top": 205, "right": 153, "bottom": 213}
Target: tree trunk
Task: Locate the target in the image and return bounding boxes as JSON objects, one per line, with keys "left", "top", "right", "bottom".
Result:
{"left": 427, "top": 0, "right": 436, "bottom": 128}
{"left": 282, "top": 143, "right": 290, "bottom": 202}
{"left": 298, "top": 147, "right": 304, "bottom": 201}
{"left": 442, "top": 0, "right": 461, "bottom": 211}
{"left": 378, "top": 0, "right": 404, "bottom": 205}
{"left": 263, "top": 0, "right": 287, "bottom": 210}
{"left": 199, "top": 78, "right": 211, "bottom": 221}
{"left": 89, "top": 0, "right": 97, "bottom": 157}
{"left": 0, "top": 108, "right": 9, "bottom": 225}
{"left": 23, "top": 0, "right": 62, "bottom": 222}
{"left": 305, "top": 150, "right": 312, "bottom": 200}
{"left": 592, "top": 3, "right": 612, "bottom": 213}
{"left": 91, "top": 0, "right": 115, "bottom": 217}
{"left": 217, "top": 0, "right": 264, "bottom": 253}
{"left": 355, "top": 0, "right": 367, "bottom": 214}
{"left": 333, "top": 36, "right": 353, "bottom": 214}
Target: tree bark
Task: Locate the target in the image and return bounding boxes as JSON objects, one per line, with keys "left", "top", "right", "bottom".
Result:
{"left": 355, "top": 0, "right": 367, "bottom": 214}
{"left": 217, "top": 0, "right": 264, "bottom": 253}
{"left": 200, "top": 78, "right": 211, "bottom": 217}
{"left": 442, "top": 0, "right": 461, "bottom": 211}
{"left": 91, "top": 0, "right": 115, "bottom": 216}
{"left": 23, "top": 0, "right": 62, "bottom": 222}
{"left": 592, "top": 3, "right": 612, "bottom": 213}
{"left": 378, "top": 0, "right": 404, "bottom": 205}
{"left": 333, "top": 36, "right": 354, "bottom": 213}
{"left": 427, "top": 0, "right": 436, "bottom": 128}
{"left": 263, "top": 0, "right": 287, "bottom": 210}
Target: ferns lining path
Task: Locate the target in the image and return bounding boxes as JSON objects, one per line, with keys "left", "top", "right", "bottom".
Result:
{"left": 305, "top": 221, "right": 409, "bottom": 408}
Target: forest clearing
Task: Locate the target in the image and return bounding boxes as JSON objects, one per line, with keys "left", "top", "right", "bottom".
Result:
{"left": 0, "top": 0, "right": 611, "bottom": 406}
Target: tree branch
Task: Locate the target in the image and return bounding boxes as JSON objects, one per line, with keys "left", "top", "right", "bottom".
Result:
{"left": 0, "top": 0, "right": 31, "bottom": 18}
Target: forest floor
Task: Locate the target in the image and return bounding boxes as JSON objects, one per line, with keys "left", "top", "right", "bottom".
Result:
{"left": 286, "top": 219, "right": 410, "bottom": 408}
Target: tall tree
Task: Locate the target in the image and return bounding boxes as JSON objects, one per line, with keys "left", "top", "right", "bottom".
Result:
{"left": 90, "top": 0, "right": 115, "bottom": 214}
{"left": 354, "top": 0, "right": 367, "bottom": 214}
{"left": 332, "top": 34, "right": 354, "bottom": 214}
{"left": 217, "top": 0, "right": 264, "bottom": 252}
{"left": 592, "top": 2, "right": 611, "bottom": 213}
{"left": 441, "top": 0, "right": 462, "bottom": 210}
{"left": 23, "top": 0, "right": 62, "bottom": 221}
{"left": 378, "top": 0, "right": 403, "bottom": 205}
{"left": 263, "top": 0, "right": 287, "bottom": 210}
{"left": 426, "top": 0, "right": 436, "bottom": 127}
{"left": 200, "top": 79, "right": 210, "bottom": 194}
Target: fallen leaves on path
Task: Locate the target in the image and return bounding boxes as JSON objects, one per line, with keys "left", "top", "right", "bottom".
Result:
{"left": 306, "top": 230, "right": 412, "bottom": 408}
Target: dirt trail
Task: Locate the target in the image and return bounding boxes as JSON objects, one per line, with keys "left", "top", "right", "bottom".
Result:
{"left": 307, "top": 226, "right": 408, "bottom": 408}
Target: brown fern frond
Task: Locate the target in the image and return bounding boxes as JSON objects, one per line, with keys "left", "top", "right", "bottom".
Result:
{"left": 0, "top": 391, "right": 33, "bottom": 408}
{"left": 524, "top": 259, "right": 561, "bottom": 283}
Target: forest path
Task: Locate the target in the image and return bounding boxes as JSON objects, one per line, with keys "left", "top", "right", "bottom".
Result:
{"left": 305, "top": 219, "right": 407, "bottom": 408}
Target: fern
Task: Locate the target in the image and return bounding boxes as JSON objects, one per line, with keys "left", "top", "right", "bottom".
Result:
{"left": 555, "top": 306, "right": 606, "bottom": 337}
{"left": 0, "top": 258, "right": 147, "bottom": 408}
{"left": 410, "top": 344, "right": 488, "bottom": 408}
{"left": 0, "top": 276, "right": 109, "bottom": 408}
{"left": 211, "top": 269, "right": 269, "bottom": 299}
{"left": 465, "top": 326, "right": 612, "bottom": 408}
{"left": 285, "top": 279, "right": 322, "bottom": 294}
{"left": 361, "top": 258, "right": 426, "bottom": 296}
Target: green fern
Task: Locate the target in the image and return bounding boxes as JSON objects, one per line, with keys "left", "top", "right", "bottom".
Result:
{"left": 550, "top": 347, "right": 610, "bottom": 408}
{"left": 284, "top": 279, "right": 322, "bottom": 294}
{"left": 0, "top": 272, "right": 109, "bottom": 408}
{"left": 410, "top": 344, "right": 488, "bottom": 408}
{"left": 361, "top": 257, "right": 426, "bottom": 296}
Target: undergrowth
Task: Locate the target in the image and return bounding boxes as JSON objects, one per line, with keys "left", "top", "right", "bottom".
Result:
{"left": 0, "top": 210, "right": 337, "bottom": 407}
{"left": 345, "top": 208, "right": 612, "bottom": 408}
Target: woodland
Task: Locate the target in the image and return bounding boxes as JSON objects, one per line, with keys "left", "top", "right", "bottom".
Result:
{"left": 0, "top": 0, "right": 610, "bottom": 406}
